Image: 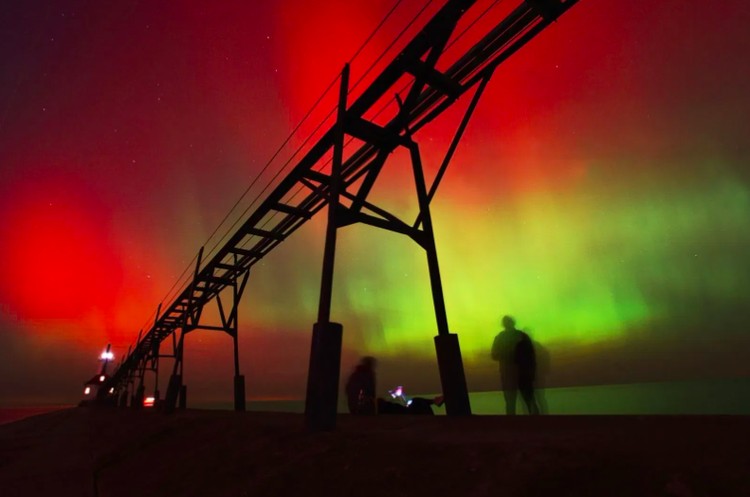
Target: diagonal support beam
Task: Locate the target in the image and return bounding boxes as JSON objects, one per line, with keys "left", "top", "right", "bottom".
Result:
{"left": 415, "top": 71, "right": 494, "bottom": 229}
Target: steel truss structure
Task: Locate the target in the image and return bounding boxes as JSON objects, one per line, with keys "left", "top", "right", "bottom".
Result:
{"left": 102, "top": 0, "right": 580, "bottom": 429}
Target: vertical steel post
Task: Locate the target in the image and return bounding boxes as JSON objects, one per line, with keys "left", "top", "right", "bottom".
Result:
{"left": 152, "top": 303, "right": 162, "bottom": 407}
{"left": 167, "top": 247, "right": 203, "bottom": 413}
{"left": 118, "top": 389, "right": 129, "bottom": 408}
{"left": 305, "top": 65, "right": 349, "bottom": 431}
{"left": 409, "top": 144, "right": 450, "bottom": 336}
{"left": 133, "top": 358, "right": 146, "bottom": 409}
{"left": 233, "top": 337, "right": 245, "bottom": 412}
{"left": 164, "top": 332, "right": 184, "bottom": 413}
{"left": 153, "top": 355, "right": 160, "bottom": 407}
{"left": 409, "top": 143, "right": 472, "bottom": 416}
{"left": 232, "top": 269, "right": 248, "bottom": 412}
{"left": 316, "top": 64, "right": 349, "bottom": 325}
{"left": 233, "top": 333, "right": 241, "bottom": 377}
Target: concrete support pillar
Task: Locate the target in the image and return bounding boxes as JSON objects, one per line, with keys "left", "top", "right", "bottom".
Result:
{"left": 234, "top": 375, "right": 246, "bottom": 412}
{"left": 164, "top": 374, "right": 182, "bottom": 414}
{"left": 434, "top": 333, "right": 471, "bottom": 415}
{"left": 304, "top": 322, "right": 343, "bottom": 431}
{"left": 132, "top": 384, "right": 145, "bottom": 409}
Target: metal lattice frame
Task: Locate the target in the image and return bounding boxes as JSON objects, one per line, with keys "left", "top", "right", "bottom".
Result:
{"left": 104, "top": 0, "right": 580, "bottom": 422}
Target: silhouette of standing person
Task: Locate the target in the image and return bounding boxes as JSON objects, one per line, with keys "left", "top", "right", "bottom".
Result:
{"left": 345, "top": 356, "right": 377, "bottom": 415}
{"left": 491, "top": 316, "right": 540, "bottom": 415}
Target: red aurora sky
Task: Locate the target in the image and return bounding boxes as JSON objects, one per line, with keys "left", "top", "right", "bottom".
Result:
{"left": 1, "top": 1, "right": 749, "bottom": 406}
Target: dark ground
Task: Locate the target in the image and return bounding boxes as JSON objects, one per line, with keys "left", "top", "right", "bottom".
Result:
{"left": 0, "top": 408, "right": 748, "bottom": 496}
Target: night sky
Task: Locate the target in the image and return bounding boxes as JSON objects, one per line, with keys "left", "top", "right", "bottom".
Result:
{"left": 1, "top": 0, "right": 749, "bottom": 406}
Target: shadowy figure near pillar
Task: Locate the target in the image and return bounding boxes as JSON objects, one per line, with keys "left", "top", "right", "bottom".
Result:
{"left": 345, "top": 356, "right": 377, "bottom": 415}
{"left": 491, "top": 315, "right": 540, "bottom": 415}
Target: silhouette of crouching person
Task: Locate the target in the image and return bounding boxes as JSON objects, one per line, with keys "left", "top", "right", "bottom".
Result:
{"left": 345, "top": 356, "right": 444, "bottom": 415}
{"left": 491, "top": 315, "right": 540, "bottom": 415}
{"left": 345, "top": 356, "right": 377, "bottom": 415}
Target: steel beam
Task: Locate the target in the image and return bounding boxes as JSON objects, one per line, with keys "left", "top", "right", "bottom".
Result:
{"left": 306, "top": 65, "right": 349, "bottom": 432}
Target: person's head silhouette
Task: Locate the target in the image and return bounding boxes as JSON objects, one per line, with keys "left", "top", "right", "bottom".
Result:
{"left": 360, "top": 356, "right": 376, "bottom": 371}
{"left": 502, "top": 315, "right": 516, "bottom": 331}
